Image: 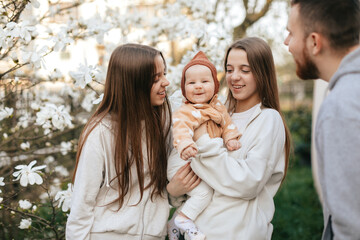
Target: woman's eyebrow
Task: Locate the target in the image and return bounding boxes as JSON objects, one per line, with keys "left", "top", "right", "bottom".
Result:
{"left": 226, "top": 63, "right": 250, "bottom": 67}
{"left": 241, "top": 64, "right": 250, "bottom": 68}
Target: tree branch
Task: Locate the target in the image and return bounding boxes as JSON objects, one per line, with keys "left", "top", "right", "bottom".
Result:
{"left": 0, "top": 63, "right": 30, "bottom": 80}
{"left": 232, "top": 0, "right": 274, "bottom": 40}
{"left": 9, "top": 1, "right": 29, "bottom": 23}
{"left": 2, "top": 205, "right": 52, "bottom": 226}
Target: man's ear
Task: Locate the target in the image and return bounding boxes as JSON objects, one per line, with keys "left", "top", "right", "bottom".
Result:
{"left": 308, "top": 32, "right": 323, "bottom": 55}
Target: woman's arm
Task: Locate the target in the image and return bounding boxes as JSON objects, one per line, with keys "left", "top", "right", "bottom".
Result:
{"left": 66, "top": 128, "right": 105, "bottom": 240}
{"left": 191, "top": 110, "right": 285, "bottom": 199}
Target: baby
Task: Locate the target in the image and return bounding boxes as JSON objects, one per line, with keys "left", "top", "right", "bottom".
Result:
{"left": 168, "top": 51, "right": 241, "bottom": 240}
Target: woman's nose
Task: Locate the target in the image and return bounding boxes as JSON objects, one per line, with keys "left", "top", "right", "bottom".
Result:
{"left": 231, "top": 71, "right": 241, "bottom": 81}
{"left": 161, "top": 78, "right": 169, "bottom": 87}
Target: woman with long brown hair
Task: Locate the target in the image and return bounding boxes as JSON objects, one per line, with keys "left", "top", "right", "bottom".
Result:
{"left": 167, "top": 37, "right": 291, "bottom": 239}
{"left": 66, "top": 43, "right": 174, "bottom": 239}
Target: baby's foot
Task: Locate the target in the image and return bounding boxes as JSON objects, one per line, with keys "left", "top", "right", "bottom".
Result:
{"left": 167, "top": 212, "right": 180, "bottom": 240}
{"left": 174, "top": 214, "right": 205, "bottom": 240}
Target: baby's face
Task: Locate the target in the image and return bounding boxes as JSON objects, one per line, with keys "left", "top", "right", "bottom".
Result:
{"left": 184, "top": 65, "right": 215, "bottom": 104}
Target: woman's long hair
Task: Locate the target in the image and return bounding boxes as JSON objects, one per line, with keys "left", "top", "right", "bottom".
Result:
{"left": 72, "top": 44, "right": 172, "bottom": 208}
{"left": 224, "top": 37, "right": 291, "bottom": 181}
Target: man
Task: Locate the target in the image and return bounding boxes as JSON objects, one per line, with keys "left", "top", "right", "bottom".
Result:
{"left": 284, "top": 0, "right": 360, "bottom": 239}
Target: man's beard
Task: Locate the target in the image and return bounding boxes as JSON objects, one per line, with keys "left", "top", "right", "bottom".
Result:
{"left": 295, "top": 47, "right": 320, "bottom": 80}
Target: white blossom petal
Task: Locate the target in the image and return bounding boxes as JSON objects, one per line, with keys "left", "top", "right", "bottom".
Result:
{"left": 19, "top": 218, "right": 32, "bottom": 229}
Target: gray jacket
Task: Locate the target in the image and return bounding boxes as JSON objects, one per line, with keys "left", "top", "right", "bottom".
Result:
{"left": 315, "top": 47, "right": 360, "bottom": 240}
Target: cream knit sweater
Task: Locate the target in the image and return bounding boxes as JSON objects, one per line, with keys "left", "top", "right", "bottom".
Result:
{"left": 66, "top": 116, "right": 169, "bottom": 240}
{"left": 190, "top": 104, "right": 285, "bottom": 240}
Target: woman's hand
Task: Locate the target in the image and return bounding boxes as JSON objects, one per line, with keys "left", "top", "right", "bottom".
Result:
{"left": 167, "top": 162, "right": 201, "bottom": 197}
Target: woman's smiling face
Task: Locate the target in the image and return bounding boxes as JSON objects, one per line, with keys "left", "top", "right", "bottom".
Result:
{"left": 225, "top": 48, "right": 260, "bottom": 111}
{"left": 150, "top": 54, "right": 169, "bottom": 106}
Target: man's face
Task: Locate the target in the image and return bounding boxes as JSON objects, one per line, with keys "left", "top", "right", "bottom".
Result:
{"left": 284, "top": 4, "right": 319, "bottom": 80}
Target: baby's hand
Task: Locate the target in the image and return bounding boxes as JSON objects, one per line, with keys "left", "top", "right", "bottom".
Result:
{"left": 226, "top": 139, "right": 241, "bottom": 151}
{"left": 181, "top": 146, "right": 198, "bottom": 160}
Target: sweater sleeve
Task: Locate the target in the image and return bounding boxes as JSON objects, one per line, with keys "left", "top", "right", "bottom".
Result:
{"left": 66, "top": 126, "right": 105, "bottom": 240}
{"left": 191, "top": 110, "right": 285, "bottom": 199}
{"left": 172, "top": 106, "right": 201, "bottom": 154}
{"left": 220, "top": 105, "right": 241, "bottom": 143}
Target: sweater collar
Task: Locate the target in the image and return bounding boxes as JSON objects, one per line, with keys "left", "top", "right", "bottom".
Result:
{"left": 245, "top": 102, "right": 262, "bottom": 127}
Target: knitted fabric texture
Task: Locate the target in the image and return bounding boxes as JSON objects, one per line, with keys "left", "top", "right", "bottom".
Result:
{"left": 181, "top": 51, "right": 219, "bottom": 99}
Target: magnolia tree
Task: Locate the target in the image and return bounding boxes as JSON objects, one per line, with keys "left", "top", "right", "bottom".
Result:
{"left": 0, "top": 0, "right": 287, "bottom": 238}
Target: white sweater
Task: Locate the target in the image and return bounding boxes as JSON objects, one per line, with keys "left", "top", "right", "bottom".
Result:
{"left": 66, "top": 116, "right": 169, "bottom": 240}
{"left": 190, "top": 104, "right": 286, "bottom": 240}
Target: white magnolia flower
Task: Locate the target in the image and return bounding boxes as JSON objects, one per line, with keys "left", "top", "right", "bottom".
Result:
{"left": 13, "top": 160, "right": 46, "bottom": 187}
{"left": 19, "top": 200, "right": 32, "bottom": 210}
{"left": 36, "top": 103, "right": 73, "bottom": 132}
{"left": 82, "top": 16, "right": 112, "bottom": 44}
{"left": 55, "top": 183, "right": 72, "bottom": 212}
{"left": 50, "top": 68, "right": 63, "bottom": 79}
{"left": 54, "top": 165, "right": 69, "bottom": 177}
{"left": 18, "top": 113, "right": 31, "bottom": 128}
{"left": 92, "top": 93, "right": 104, "bottom": 104}
{"left": 19, "top": 218, "right": 32, "bottom": 229}
{"left": 44, "top": 156, "right": 55, "bottom": 165}
{"left": 169, "top": 90, "right": 183, "bottom": 113}
{"left": 21, "top": 46, "right": 48, "bottom": 68}
{"left": 0, "top": 28, "right": 7, "bottom": 49}
{"left": 0, "top": 177, "right": 4, "bottom": 186}
{"left": 70, "top": 64, "right": 99, "bottom": 89}
{"left": 29, "top": 0, "right": 40, "bottom": 8}
{"left": 81, "top": 91, "right": 96, "bottom": 112}
{"left": 3, "top": 133, "right": 8, "bottom": 139}
{"left": 0, "top": 151, "right": 11, "bottom": 168}
{"left": 51, "top": 105, "right": 72, "bottom": 130}
{"left": 6, "top": 22, "right": 19, "bottom": 38}
{"left": 0, "top": 197, "right": 3, "bottom": 203}
{"left": 60, "top": 141, "right": 72, "bottom": 155}
{"left": 30, "top": 102, "right": 41, "bottom": 110}
{"left": 7, "top": 21, "right": 36, "bottom": 43}
{"left": 0, "top": 107, "right": 14, "bottom": 121}
{"left": 20, "top": 142, "right": 30, "bottom": 151}
{"left": 51, "top": 30, "right": 74, "bottom": 52}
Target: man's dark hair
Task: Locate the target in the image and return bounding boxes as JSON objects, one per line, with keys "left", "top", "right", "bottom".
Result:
{"left": 291, "top": 0, "right": 360, "bottom": 51}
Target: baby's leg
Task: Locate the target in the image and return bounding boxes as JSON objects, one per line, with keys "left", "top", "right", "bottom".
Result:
{"left": 175, "top": 181, "right": 212, "bottom": 240}
{"left": 167, "top": 149, "right": 212, "bottom": 240}
{"left": 180, "top": 180, "right": 213, "bottom": 220}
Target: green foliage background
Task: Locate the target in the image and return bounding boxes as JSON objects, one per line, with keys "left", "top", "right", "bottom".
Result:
{"left": 272, "top": 106, "right": 323, "bottom": 239}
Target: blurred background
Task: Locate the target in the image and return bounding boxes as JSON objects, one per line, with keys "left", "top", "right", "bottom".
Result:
{"left": 0, "top": 0, "right": 323, "bottom": 239}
